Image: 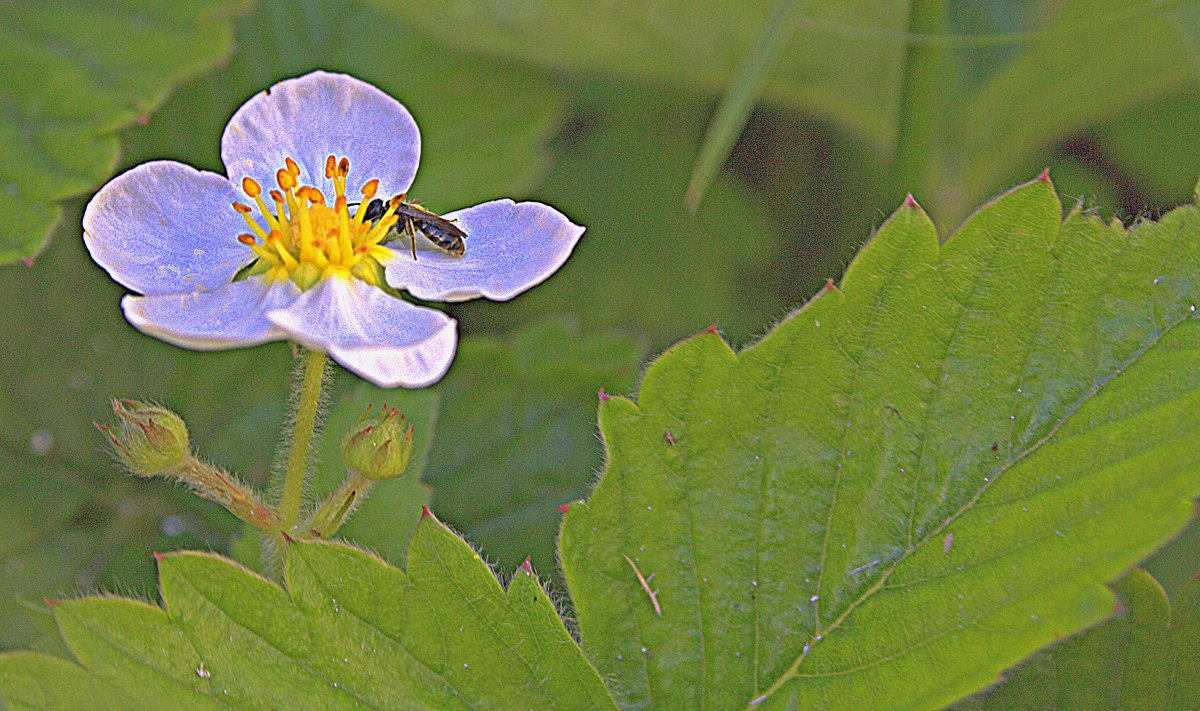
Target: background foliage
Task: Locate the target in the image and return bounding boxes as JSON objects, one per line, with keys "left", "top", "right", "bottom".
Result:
{"left": 1, "top": 0, "right": 1199, "bottom": 706}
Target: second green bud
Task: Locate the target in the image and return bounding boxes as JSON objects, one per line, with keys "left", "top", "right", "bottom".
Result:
{"left": 341, "top": 405, "right": 414, "bottom": 480}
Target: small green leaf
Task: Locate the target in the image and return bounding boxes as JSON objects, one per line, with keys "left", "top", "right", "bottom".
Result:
{"left": 0, "top": 517, "right": 616, "bottom": 708}
{"left": 561, "top": 177, "right": 1200, "bottom": 708}
{"left": 0, "top": 0, "right": 247, "bottom": 264}
{"left": 958, "top": 569, "right": 1200, "bottom": 709}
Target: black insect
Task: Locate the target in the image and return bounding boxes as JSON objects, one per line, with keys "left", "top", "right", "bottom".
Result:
{"left": 361, "top": 194, "right": 466, "bottom": 259}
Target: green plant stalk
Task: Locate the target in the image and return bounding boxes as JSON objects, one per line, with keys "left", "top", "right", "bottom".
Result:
{"left": 278, "top": 349, "right": 328, "bottom": 532}
{"left": 892, "top": 0, "right": 953, "bottom": 216}
{"left": 309, "top": 471, "right": 377, "bottom": 539}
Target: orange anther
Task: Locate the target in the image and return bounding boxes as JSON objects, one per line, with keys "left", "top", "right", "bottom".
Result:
{"left": 338, "top": 157, "right": 350, "bottom": 177}
{"left": 324, "top": 155, "right": 337, "bottom": 179}
{"left": 269, "top": 189, "right": 284, "bottom": 203}
{"left": 232, "top": 202, "right": 252, "bottom": 214}
{"left": 285, "top": 157, "right": 300, "bottom": 177}
{"left": 276, "top": 169, "right": 296, "bottom": 191}
{"left": 237, "top": 233, "right": 256, "bottom": 245}
{"left": 241, "top": 177, "right": 262, "bottom": 197}
{"left": 361, "top": 179, "right": 379, "bottom": 199}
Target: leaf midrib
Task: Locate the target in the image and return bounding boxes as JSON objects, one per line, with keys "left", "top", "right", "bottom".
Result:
{"left": 749, "top": 267, "right": 1196, "bottom": 706}
{"left": 169, "top": 562, "right": 377, "bottom": 709}
{"left": 289, "top": 552, "right": 473, "bottom": 711}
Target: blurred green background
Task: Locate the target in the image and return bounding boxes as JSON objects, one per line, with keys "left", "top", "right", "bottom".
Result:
{"left": 2, "top": 0, "right": 1200, "bottom": 656}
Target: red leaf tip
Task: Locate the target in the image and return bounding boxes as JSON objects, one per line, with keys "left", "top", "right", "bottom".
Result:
{"left": 823, "top": 278, "right": 836, "bottom": 293}
{"left": 280, "top": 530, "right": 295, "bottom": 543}
{"left": 152, "top": 551, "right": 164, "bottom": 562}
{"left": 902, "top": 193, "right": 920, "bottom": 209}
{"left": 421, "top": 505, "right": 433, "bottom": 519}
{"left": 520, "top": 556, "right": 532, "bottom": 572}
{"left": 557, "top": 503, "right": 571, "bottom": 513}
{"left": 1038, "top": 167, "right": 1051, "bottom": 182}
{"left": 598, "top": 388, "right": 610, "bottom": 402}
{"left": 44, "top": 597, "right": 59, "bottom": 609}
{"left": 705, "top": 323, "right": 719, "bottom": 335}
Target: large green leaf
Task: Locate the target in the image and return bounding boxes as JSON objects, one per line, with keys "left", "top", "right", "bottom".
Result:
{"left": 0, "top": 516, "right": 616, "bottom": 709}
{"left": 560, "top": 176, "right": 1200, "bottom": 708}
{"left": 0, "top": 0, "right": 247, "bottom": 264}
{"left": 957, "top": 569, "right": 1199, "bottom": 709}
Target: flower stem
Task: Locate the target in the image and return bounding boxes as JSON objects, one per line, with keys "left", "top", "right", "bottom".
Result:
{"left": 278, "top": 348, "right": 328, "bottom": 533}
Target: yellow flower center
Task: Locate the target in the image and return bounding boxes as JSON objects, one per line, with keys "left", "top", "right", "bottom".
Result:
{"left": 232, "top": 155, "right": 400, "bottom": 290}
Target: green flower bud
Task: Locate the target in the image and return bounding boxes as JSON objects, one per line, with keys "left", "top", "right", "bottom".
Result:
{"left": 97, "top": 400, "right": 190, "bottom": 476}
{"left": 341, "top": 405, "right": 414, "bottom": 480}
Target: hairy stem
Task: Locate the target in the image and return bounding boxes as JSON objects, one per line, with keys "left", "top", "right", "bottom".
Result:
{"left": 278, "top": 349, "right": 328, "bottom": 533}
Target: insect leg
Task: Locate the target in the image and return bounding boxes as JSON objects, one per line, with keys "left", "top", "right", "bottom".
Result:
{"left": 405, "top": 217, "right": 418, "bottom": 260}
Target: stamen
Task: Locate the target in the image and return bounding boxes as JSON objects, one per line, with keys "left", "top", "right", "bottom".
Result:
{"left": 276, "top": 169, "right": 296, "bottom": 192}
{"left": 353, "top": 180, "right": 379, "bottom": 226}
{"left": 239, "top": 233, "right": 278, "bottom": 265}
{"left": 234, "top": 157, "right": 398, "bottom": 288}
{"left": 267, "top": 230, "right": 300, "bottom": 270}
{"left": 233, "top": 203, "right": 269, "bottom": 240}
{"left": 241, "top": 178, "right": 282, "bottom": 232}
{"left": 335, "top": 196, "right": 355, "bottom": 259}
{"left": 300, "top": 186, "right": 326, "bottom": 207}
{"left": 361, "top": 179, "right": 379, "bottom": 199}
{"left": 291, "top": 187, "right": 318, "bottom": 264}
{"left": 361, "top": 213, "right": 397, "bottom": 247}
{"left": 242, "top": 177, "right": 262, "bottom": 198}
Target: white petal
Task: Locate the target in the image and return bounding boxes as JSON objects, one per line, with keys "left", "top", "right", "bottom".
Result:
{"left": 83, "top": 161, "right": 253, "bottom": 295}
{"left": 267, "top": 279, "right": 456, "bottom": 388}
{"left": 383, "top": 200, "right": 585, "bottom": 302}
{"left": 122, "top": 277, "right": 298, "bottom": 350}
{"left": 221, "top": 71, "right": 420, "bottom": 203}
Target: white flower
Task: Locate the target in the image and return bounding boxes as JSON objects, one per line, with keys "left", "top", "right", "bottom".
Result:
{"left": 83, "top": 71, "right": 584, "bottom": 388}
